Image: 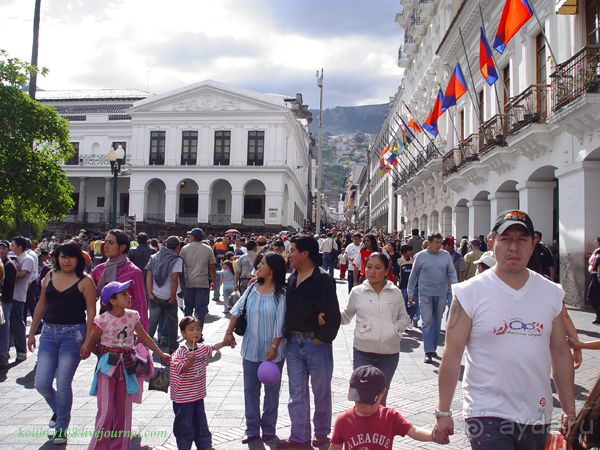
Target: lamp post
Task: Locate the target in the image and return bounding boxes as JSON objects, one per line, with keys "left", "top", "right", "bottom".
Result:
{"left": 107, "top": 145, "right": 125, "bottom": 229}
{"left": 316, "top": 68, "right": 324, "bottom": 234}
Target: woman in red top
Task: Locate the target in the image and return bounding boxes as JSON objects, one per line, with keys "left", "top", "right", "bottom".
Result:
{"left": 353, "top": 234, "right": 379, "bottom": 286}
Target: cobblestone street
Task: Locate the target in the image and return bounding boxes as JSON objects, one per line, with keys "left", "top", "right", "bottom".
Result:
{"left": 1, "top": 273, "right": 599, "bottom": 450}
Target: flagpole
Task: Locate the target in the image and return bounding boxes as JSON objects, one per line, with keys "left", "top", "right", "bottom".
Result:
{"left": 445, "top": 106, "right": 463, "bottom": 147}
{"left": 388, "top": 120, "right": 420, "bottom": 166}
{"left": 458, "top": 29, "right": 484, "bottom": 125}
{"left": 526, "top": 0, "right": 559, "bottom": 73}
{"left": 390, "top": 114, "right": 425, "bottom": 157}
{"left": 392, "top": 112, "right": 427, "bottom": 154}
{"left": 402, "top": 101, "right": 443, "bottom": 157}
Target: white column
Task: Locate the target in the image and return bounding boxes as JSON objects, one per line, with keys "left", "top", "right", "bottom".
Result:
{"left": 167, "top": 126, "right": 178, "bottom": 166}
{"left": 453, "top": 205, "right": 469, "bottom": 239}
{"left": 489, "top": 191, "right": 519, "bottom": 224}
{"left": 165, "top": 189, "right": 177, "bottom": 223}
{"left": 265, "top": 190, "right": 283, "bottom": 225}
{"left": 199, "top": 126, "right": 210, "bottom": 166}
{"left": 198, "top": 190, "right": 210, "bottom": 223}
{"left": 233, "top": 125, "right": 245, "bottom": 166}
{"left": 467, "top": 200, "right": 491, "bottom": 239}
{"left": 128, "top": 189, "right": 146, "bottom": 222}
{"left": 104, "top": 177, "right": 112, "bottom": 223}
{"left": 517, "top": 181, "right": 556, "bottom": 244}
{"left": 78, "top": 177, "right": 88, "bottom": 222}
{"left": 442, "top": 208, "right": 453, "bottom": 237}
{"left": 556, "top": 161, "right": 600, "bottom": 306}
{"left": 231, "top": 190, "right": 244, "bottom": 224}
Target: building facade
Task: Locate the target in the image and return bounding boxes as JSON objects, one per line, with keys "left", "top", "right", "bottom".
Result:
{"left": 371, "top": 0, "right": 600, "bottom": 306}
{"left": 39, "top": 80, "right": 312, "bottom": 233}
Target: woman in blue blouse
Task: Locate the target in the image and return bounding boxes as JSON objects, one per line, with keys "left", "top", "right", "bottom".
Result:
{"left": 223, "top": 252, "right": 287, "bottom": 445}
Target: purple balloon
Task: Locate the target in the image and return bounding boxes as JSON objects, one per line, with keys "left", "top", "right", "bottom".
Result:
{"left": 257, "top": 360, "right": 280, "bottom": 386}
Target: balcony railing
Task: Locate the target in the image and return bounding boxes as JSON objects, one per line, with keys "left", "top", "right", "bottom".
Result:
{"left": 458, "top": 134, "right": 479, "bottom": 168}
{"left": 176, "top": 215, "right": 197, "bottom": 225}
{"left": 85, "top": 212, "right": 105, "bottom": 223}
{"left": 61, "top": 214, "right": 78, "bottom": 223}
{"left": 145, "top": 213, "right": 165, "bottom": 225}
{"left": 242, "top": 217, "right": 265, "bottom": 227}
{"left": 75, "top": 154, "right": 132, "bottom": 166}
{"left": 442, "top": 149, "right": 460, "bottom": 177}
{"left": 479, "top": 114, "right": 509, "bottom": 154}
{"left": 551, "top": 45, "right": 600, "bottom": 112}
{"left": 398, "top": 45, "right": 410, "bottom": 66}
{"left": 505, "top": 84, "right": 550, "bottom": 134}
{"left": 209, "top": 214, "right": 231, "bottom": 226}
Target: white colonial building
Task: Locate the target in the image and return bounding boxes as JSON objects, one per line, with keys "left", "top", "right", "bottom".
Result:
{"left": 39, "top": 80, "right": 313, "bottom": 233}
{"left": 369, "top": 0, "right": 600, "bottom": 306}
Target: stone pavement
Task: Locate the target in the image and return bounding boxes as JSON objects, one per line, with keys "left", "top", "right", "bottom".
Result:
{"left": 1, "top": 272, "right": 599, "bottom": 450}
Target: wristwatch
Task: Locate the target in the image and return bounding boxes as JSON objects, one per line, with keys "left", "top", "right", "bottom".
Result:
{"left": 434, "top": 409, "right": 452, "bottom": 418}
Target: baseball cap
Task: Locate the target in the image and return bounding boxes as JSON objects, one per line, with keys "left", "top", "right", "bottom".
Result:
{"left": 348, "top": 365, "right": 386, "bottom": 405}
{"left": 474, "top": 252, "right": 496, "bottom": 268}
{"left": 187, "top": 228, "right": 204, "bottom": 239}
{"left": 442, "top": 237, "right": 454, "bottom": 246}
{"left": 492, "top": 210, "right": 534, "bottom": 236}
{"left": 165, "top": 236, "right": 181, "bottom": 249}
{"left": 0, "top": 240, "right": 10, "bottom": 249}
{"left": 100, "top": 280, "right": 133, "bottom": 306}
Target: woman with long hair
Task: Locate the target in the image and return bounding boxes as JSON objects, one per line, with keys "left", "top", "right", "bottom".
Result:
{"left": 27, "top": 240, "right": 97, "bottom": 444}
{"left": 223, "top": 252, "right": 287, "bottom": 444}
{"left": 353, "top": 233, "right": 379, "bottom": 286}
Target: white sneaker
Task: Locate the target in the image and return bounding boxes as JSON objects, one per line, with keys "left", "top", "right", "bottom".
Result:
{"left": 49, "top": 413, "right": 57, "bottom": 428}
{"left": 16, "top": 352, "right": 27, "bottom": 361}
{"left": 407, "top": 322, "right": 413, "bottom": 330}
{"left": 52, "top": 434, "right": 67, "bottom": 445}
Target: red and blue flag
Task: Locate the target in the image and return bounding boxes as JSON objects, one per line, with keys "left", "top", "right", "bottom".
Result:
{"left": 480, "top": 28, "right": 498, "bottom": 85}
{"left": 441, "top": 64, "right": 468, "bottom": 112}
{"left": 493, "top": 0, "right": 533, "bottom": 54}
{"left": 423, "top": 90, "right": 444, "bottom": 136}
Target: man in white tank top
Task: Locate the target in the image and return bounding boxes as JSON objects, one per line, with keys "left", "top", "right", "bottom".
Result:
{"left": 432, "top": 210, "right": 575, "bottom": 450}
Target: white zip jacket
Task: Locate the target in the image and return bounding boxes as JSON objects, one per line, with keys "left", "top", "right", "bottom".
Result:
{"left": 341, "top": 279, "right": 410, "bottom": 355}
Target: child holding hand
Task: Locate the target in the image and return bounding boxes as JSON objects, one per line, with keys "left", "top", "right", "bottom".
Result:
{"left": 170, "top": 316, "right": 231, "bottom": 450}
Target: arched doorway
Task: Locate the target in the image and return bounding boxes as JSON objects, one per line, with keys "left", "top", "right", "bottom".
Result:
{"left": 210, "top": 179, "right": 232, "bottom": 226}
{"left": 430, "top": 210, "right": 439, "bottom": 234}
{"left": 177, "top": 179, "right": 199, "bottom": 226}
{"left": 243, "top": 180, "right": 266, "bottom": 227}
{"left": 145, "top": 179, "right": 166, "bottom": 224}
{"left": 442, "top": 206, "right": 452, "bottom": 237}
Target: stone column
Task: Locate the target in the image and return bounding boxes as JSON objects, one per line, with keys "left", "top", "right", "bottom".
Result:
{"left": 104, "top": 177, "right": 112, "bottom": 224}
{"left": 199, "top": 126, "right": 211, "bottom": 166}
{"left": 128, "top": 189, "right": 146, "bottom": 222}
{"left": 165, "top": 189, "right": 177, "bottom": 224}
{"left": 453, "top": 205, "right": 468, "bottom": 239}
{"left": 488, "top": 191, "right": 519, "bottom": 224}
{"left": 78, "top": 177, "right": 88, "bottom": 223}
{"left": 467, "top": 200, "right": 491, "bottom": 238}
{"left": 233, "top": 125, "right": 245, "bottom": 166}
{"left": 231, "top": 190, "right": 244, "bottom": 225}
{"left": 517, "top": 181, "right": 556, "bottom": 245}
{"left": 198, "top": 190, "right": 210, "bottom": 223}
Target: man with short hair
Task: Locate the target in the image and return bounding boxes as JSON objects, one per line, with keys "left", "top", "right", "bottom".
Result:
{"left": 434, "top": 210, "right": 575, "bottom": 449}
{"left": 533, "top": 231, "right": 555, "bottom": 280}
{"left": 180, "top": 228, "right": 216, "bottom": 329}
{"left": 0, "top": 240, "right": 17, "bottom": 368}
{"left": 463, "top": 239, "right": 484, "bottom": 281}
{"left": 320, "top": 232, "right": 338, "bottom": 277}
{"left": 234, "top": 240, "right": 257, "bottom": 294}
{"left": 442, "top": 237, "right": 464, "bottom": 318}
{"left": 343, "top": 233, "right": 362, "bottom": 293}
{"left": 477, "top": 234, "right": 488, "bottom": 252}
{"left": 9, "top": 236, "right": 35, "bottom": 361}
{"left": 407, "top": 228, "right": 425, "bottom": 256}
{"left": 128, "top": 232, "right": 156, "bottom": 285}
{"left": 407, "top": 233, "right": 458, "bottom": 363}
{"left": 279, "top": 235, "right": 341, "bottom": 449}
{"left": 24, "top": 238, "right": 39, "bottom": 321}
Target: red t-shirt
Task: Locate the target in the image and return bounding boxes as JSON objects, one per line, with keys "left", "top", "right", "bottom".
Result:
{"left": 331, "top": 406, "right": 412, "bottom": 450}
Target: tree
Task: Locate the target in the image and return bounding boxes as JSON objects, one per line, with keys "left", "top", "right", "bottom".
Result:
{"left": 0, "top": 50, "right": 74, "bottom": 238}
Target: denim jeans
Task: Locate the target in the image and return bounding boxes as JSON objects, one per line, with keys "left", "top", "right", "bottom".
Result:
{"left": 35, "top": 323, "right": 85, "bottom": 434}
{"left": 243, "top": 359, "right": 285, "bottom": 436}
{"left": 184, "top": 287, "right": 210, "bottom": 329}
{"left": 446, "top": 288, "right": 453, "bottom": 321}
{"left": 213, "top": 274, "right": 221, "bottom": 300}
{"left": 148, "top": 298, "right": 179, "bottom": 353}
{"left": 465, "top": 416, "right": 549, "bottom": 450}
{"left": 9, "top": 300, "right": 27, "bottom": 354}
{"left": 0, "top": 302, "right": 12, "bottom": 365}
{"left": 323, "top": 252, "right": 335, "bottom": 276}
{"left": 419, "top": 294, "right": 446, "bottom": 353}
{"left": 173, "top": 399, "right": 211, "bottom": 450}
{"left": 347, "top": 270, "right": 355, "bottom": 294}
{"left": 352, "top": 349, "right": 399, "bottom": 406}
{"left": 401, "top": 288, "right": 420, "bottom": 323}
{"left": 286, "top": 336, "right": 333, "bottom": 443}
{"left": 157, "top": 314, "right": 168, "bottom": 340}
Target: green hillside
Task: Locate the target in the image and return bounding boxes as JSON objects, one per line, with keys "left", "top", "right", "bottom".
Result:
{"left": 308, "top": 104, "right": 388, "bottom": 135}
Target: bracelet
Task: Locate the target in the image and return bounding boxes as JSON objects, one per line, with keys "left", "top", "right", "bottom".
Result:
{"left": 434, "top": 409, "right": 452, "bottom": 418}
{"left": 271, "top": 344, "right": 277, "bottom": 349}
{"left": 225, "top": 333, "right": 233, "bottom": 336}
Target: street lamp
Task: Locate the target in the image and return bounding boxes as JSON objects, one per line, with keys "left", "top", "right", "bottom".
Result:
{"left": 107, "top": 145, "right": 125, "bottom": 229}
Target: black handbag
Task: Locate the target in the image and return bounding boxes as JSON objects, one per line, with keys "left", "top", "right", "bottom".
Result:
{"left": 233, "top": 285, "right": 254, "bottom": 336}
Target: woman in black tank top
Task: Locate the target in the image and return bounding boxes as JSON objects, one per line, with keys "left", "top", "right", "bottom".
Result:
{"left": 26, "top": 240, "right": 97, "bottom": 445}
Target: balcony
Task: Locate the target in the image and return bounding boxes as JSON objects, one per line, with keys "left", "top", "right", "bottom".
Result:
{"left": 505, "top": 84, "right": 550, "bottom": 135}
{"left": 398, "top": 45, "right": 411, "bottom": 68}
{"left": 419, "top": 0, "right": 437, "bottom": 16}
{"left": 242, "top": 217, "right": 265, "bottom": 227}
{"left": 479, "top": 114, "right": 509, "bottom": 154}
{"left": 70, "top": 154, "right": 132, "bottom": 166}
{"left": 85, "top": 212, "right": 105, "bottom": 223}
{"left": 145, "top": 213, "right": 165, "bottom": 225}
{"left": 551, "top": 45, "right": 600, "bottom": 112}
{"left": 209, "top": 214, "right": 231, "bottom": 226}
{"left": 442, "top": 149, "right": 460, "bottom": 177}
{"left": 458, "top": 134, "right": 480, "bottom": 168}
{"left": 411, "top": 15, "right": 429, "bottom": 37}
{"left": 395, "top": 9, "right": 412, "bottom": 28}
{"left": 176, "top": 215, "right": 198, "bottom": 226}
{"left": 404, "top": 33, "right": 419, "bottom": 53}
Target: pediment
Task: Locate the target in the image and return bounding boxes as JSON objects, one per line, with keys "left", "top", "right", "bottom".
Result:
{"left": 128, "top": 80, "right": 290, "bottom": 114}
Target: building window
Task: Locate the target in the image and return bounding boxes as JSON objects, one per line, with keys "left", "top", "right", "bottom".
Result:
{"left": 214, "top": 131, "right": 230, "bottom": 165}
{"left": 247, "top": 130, "right": 264, "bottom": 166}
{"left": 478, "top": 90, "right": 484, "bottom": 122}
{"left": 460, "top": 110, "right": 465, "bottom": 139}
{"left": 503, "top": 65, "right": 511, "bottom": 106}
{"left": 97, "top": 197, "right": 105, "bottom": 208}
{"left": 66, "top": 142, "right": 79, "bottom": 165}
{"left": 587, "top": 0, "right": 600, "bottom": 45}
{"left": 150, "top": 131, "right": 165, "bottom": 165}
{"left": 536, "top": 33, "right": 548, "bottom": 117}
{"left": 181, "top": 131, "right": 198, "bottom": 165}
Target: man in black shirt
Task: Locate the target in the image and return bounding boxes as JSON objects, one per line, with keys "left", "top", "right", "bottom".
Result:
{"left": 534, "top": 231, "right": 555, "bottom": 280}
{"left": 279, "top": 235, "right": 341, "bottom": 449}
{"left": 0, "top": 240, "right": 17, "bottom": 368}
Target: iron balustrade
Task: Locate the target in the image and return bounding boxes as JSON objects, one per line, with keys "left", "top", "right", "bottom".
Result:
{"left": 209, "top": 214, "right": 231, "bottom": 226}
{"left": 85, "top": 212, "right": 104, "bottom": 223}
{"left": 458, "top": 134, "right": 479, "bottom": 168}
{"left": 145, "top": 213, "right": 165, "bottom": 225}
{"left": 242, "top": 217, "right": 265, "bottom": 227}
{"left": 479, "top": 114, "right": 509, "bottom": 154}
{"left": 176, "top": 216, "right": 198, "bottom": 225}
{"left": 442, "top": 149, "right": 460, "bottom": 177}
{"left": 398, "top": 45, "right": 410, "bottom": 64}
{"left": 551, "top": 45, "right": 600, "bottom": 112}
{"left": 505, "top": 84, "right": 550, "bottom": 134}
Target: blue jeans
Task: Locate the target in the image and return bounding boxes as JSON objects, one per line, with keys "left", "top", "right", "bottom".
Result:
{"left": 323, "top": 252, "right": 335, "bottom": 276}
{"left": 35, "top": 323, "right": 85, "bottom": 434}
{"left": 446, "top": 288, "right": 453, "bottom": 321}
{"left": 352, "top": 349, "right": 399, "bottom": 406}
{"left": 401, "top": 288, "right": 420, "bottom": 323}
{"left": 157, "top": 314, "right": 168, "bottom": 340}
{"left": 213, "top": 273, "right": 221, "bottom": 300}
{"left": 347, "top": 270, "right": 355, "bottom": 293}
{"left": 0, "top": 302, "right": 12, "bottom": 365}
{"left": 148, "top": 298, "right": 179, "bottom": 353}
{"left": 419, "top": 294, "right": 446, "bottom": 354}
{"left": 173, "top": 399, "right": 211, "bottom": 450}
{"left": 184, "top": 287, "right": 210, "bottom": 329}
{"left": 9, "top": 300, "right": 27, "bottom": 354}
{"left": 465, "top": 417, "right": 549, "bottom": 450}
{"left": 286, "top": 337, "right": 333, "bottom": 443}
{"left": 243, "top": 359, "right": 285, "bottom": 436}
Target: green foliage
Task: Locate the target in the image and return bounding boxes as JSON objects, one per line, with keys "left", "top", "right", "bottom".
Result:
{"left": 322, "top": 165, "right": 348, "bottom": 194}
{"left": 0, "top": 51, "right": 74, "bottom": 237}
{"left": 0, "top": 49, "right": 48, "bottom": 88}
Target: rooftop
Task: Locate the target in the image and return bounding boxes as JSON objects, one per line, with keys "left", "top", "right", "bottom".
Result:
{"left": 36, "top": 89, "right": 154, "bottom": 101}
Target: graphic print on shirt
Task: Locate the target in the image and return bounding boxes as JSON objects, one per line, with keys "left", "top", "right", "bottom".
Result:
{"left": 492, "top": 317, "right": 543, "bottom": 337}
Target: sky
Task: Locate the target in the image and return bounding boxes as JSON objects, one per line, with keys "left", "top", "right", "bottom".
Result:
{"left": 0, "top": 0, "right": 405, "bottom": 109}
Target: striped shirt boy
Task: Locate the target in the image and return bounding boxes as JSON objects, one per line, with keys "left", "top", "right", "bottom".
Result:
{"left": 170, "top": 343, "right": 214, "bottom": 403}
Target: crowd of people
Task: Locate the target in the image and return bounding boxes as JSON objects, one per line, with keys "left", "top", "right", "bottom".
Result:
{"left": 0, "top": 211, "right": 599, "bottom": 450}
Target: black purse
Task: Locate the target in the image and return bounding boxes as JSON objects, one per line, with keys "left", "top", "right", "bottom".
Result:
{"left": 233, "top": 285, "right": 254, "bottom": 336}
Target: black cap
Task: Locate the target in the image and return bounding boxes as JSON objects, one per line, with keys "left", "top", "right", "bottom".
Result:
{"left": 492, "top": 210, "right": 534, "bottom": 237}
{"left": 0, "top": 240, "right": 9, "bottom": 249}
{"left": 348, "top": 366, "right": 386, "bottom": 405}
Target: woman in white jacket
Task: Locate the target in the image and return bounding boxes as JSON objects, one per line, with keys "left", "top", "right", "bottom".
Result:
{"left": 341, "top": 252, "right": 410, "bottom": 405}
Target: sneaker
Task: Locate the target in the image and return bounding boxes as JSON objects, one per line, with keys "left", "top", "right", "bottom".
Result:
{"left": 412, "top": 320, "right": 419, "bottom": 328}
{"left": 407, "top": 322, "right": 413, "bottom": 330}
{"left": 312, "top": 434, "right": 330, "bottom": 446}
{"left": 592, "top": 317, "right": 600, "bottom": 325}
{"left": 16, "top": 352, "right": 27, "bottom": 361}
{"left": 424, "top": 353, "right": 433, "bottom": 364}
{"left": 278, "top": 439, "right": 311, "bottom": 449}
{"left": 51, "top": 432, "right": 67, "bottom": 445}
{"left": 49, "top": 413, "right": 57, "bottom": 428}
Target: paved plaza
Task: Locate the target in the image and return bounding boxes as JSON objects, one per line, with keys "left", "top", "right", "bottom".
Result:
{"left": 1, "top": 273, "right": 599, "bottom": 450}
